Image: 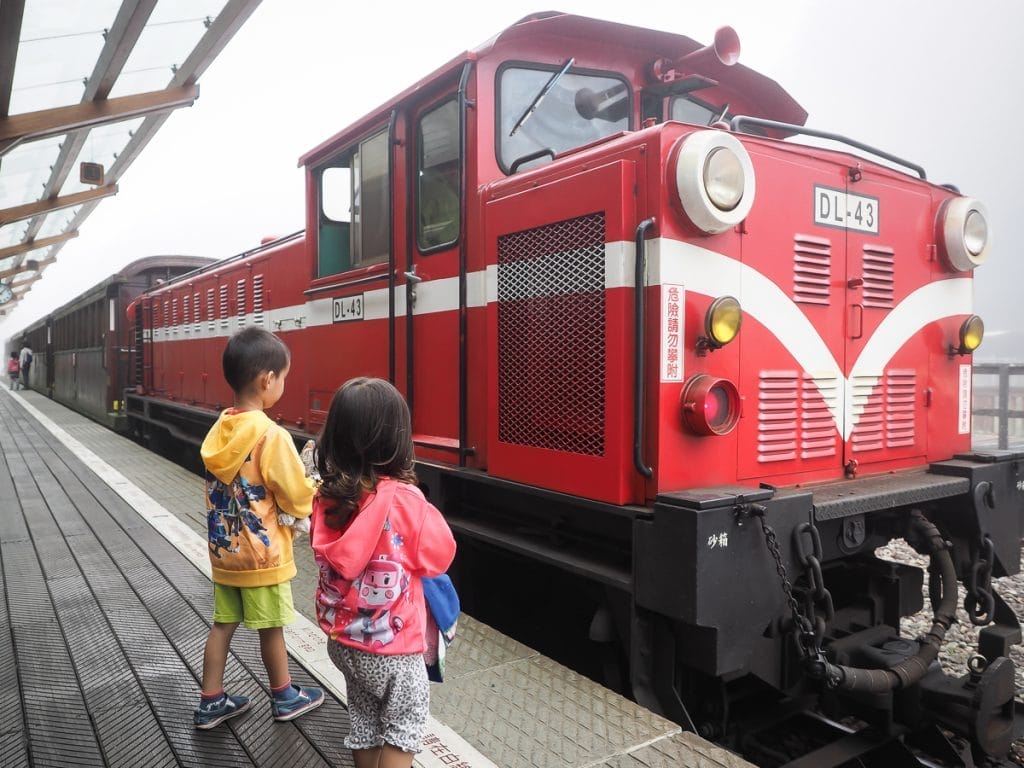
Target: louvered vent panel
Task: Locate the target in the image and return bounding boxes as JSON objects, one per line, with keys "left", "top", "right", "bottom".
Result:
{"left": 758, "top": 371, "right": 798, "bottom": 462}
{"left": 219, "top": 285, "right": 228, "bottom": 328}
{"left": 885, "top": 369, "right": 916, "bottom": 447}
{"left": 171, "top": 298, "right": 178, "bottom": 334}
{"left": 182, "top": 295, "right": 190, "bottom": 331}
{"left": 497, "top": 212, "right": 606, "bottom": 456}
{"left": 801, "top": 373, "right": 838, "bottom": 459}
{"left": 193, "top": 293, "right": 201, "bottom": 333}
{"left": 253, "top": 275, "right": 264, "bottom": 326}
{"left": 236, "top": 279, "right": 247, "bottom": 327}
{"left": 206, "top": 289, "right": 215, "bottom": 331}
{"left": 793, "top": 234, "right": 832, "bottom": 305}
{"left": 862, "top": 244, "right": 895, "bottom": 308}
{"left": 850, "top": 374, "right": 884, "bottom": 452}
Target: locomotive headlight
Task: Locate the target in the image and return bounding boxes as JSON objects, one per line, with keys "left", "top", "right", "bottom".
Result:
{"left": 672, "top": 130, "right": 756, "bottom": 234}
{"left": 955, "top": 315, "right": 984, "bottom": 355}
{"left": 703, "top": 148, "right": 744, "bottom": 211}
{"left": 964, "top": 210, "right": 988, "bottom": 257}
{"left": 704, "top": 295, "right": 742, "bottom": 348}
{"left": 680, "top": 374, "right": 741, "bottom": 435}
{"left": 938, "top": 197, "right": 990, "bottom": 271}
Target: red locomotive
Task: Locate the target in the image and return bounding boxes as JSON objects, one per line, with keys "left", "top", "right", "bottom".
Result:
{"left": 126, "top": 13, "right": 1022, "bottom": 766}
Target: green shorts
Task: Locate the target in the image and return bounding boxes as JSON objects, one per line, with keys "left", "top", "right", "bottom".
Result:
{"left": 213, "top": 582, "right": 295, "bottom": 629}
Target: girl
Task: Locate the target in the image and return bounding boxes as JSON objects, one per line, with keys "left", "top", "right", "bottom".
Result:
{"left": 7, "top": 352, "right": 19, "bottom": 389}
{"left": 310, "top": 378, "right": 455, "bottom": 768}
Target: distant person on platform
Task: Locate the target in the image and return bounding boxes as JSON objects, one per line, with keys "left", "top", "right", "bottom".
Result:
{"left": 18, "top": 342, "right": 31, "bottom": 389}
{"left": 7, "top": 352, "right": 19, "bottom": 390}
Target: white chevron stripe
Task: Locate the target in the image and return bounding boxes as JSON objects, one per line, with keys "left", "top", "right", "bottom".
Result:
{"left": 649, "top": 238, "right": 973, "bottom": 439}
{"left": 149, "top": 238, "right": 972, "bottom": 442}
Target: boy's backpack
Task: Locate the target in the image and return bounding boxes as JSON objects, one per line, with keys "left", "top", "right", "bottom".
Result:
{"left": 24, "top": 350, "right": 31, "bottom": 364}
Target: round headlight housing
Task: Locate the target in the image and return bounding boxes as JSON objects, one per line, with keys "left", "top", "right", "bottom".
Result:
{"left": 704, "top": 295, "right": 742, "bottom": 348}
{"left": 672, "top": 130, "right": 756, "bottom": 234}
{"left": 938, "top": 197, "right": 990, "bottom": 271}
{"left": 957, "top": 315, "right": 984, "bottom": 354}
{"left": 680, "top": 375, "right": 741, "bottom": 435}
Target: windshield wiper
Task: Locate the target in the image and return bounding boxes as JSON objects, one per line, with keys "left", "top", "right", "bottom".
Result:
{"left": 509, "top": 58, "right": 574, "bottom": 137}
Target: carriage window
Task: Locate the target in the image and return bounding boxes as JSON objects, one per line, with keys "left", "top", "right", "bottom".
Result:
{"left": 498, "top": 66, "right": 630, "bottom": 173}
{"left": 317, "top": 129, "right": 391, "bottom": 277}
{"left": 417, "top": 99, "right": 460, "bottom": 251}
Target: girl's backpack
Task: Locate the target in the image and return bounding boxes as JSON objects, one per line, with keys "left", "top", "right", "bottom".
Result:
{"left": 7, "top": 358, "right": 18, "bottom": 374}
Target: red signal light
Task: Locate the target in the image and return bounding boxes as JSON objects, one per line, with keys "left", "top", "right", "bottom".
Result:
{"left": 681, "top": 375, "right": 741, "bottom": 435}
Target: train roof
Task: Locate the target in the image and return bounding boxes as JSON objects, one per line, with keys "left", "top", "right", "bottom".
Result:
{"left": 114, "top": 255, "right": 214, "bottom": 282}
{"left": 39, "top": 255, "right": 213, "bottom": 323}
{"left": 299, "top": 11, "right": 806, "bottom": 168}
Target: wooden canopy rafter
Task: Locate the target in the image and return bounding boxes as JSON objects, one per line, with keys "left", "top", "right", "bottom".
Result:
{"left": 0, "top": 231, "right": 77, "bottom": 261}
{"left": 0, "top": 85, "right": 199, "bottom": 157}
{"left": 0, "top": 185, "right": 118, "bottom": 228}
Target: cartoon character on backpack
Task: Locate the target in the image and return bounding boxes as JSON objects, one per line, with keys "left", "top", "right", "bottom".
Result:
{"left": 344, "top": 555, "right": 409, "bottom": 647}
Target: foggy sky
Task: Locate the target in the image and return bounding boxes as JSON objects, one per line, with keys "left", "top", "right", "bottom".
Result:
{"left": 2, "top": 0, "right": 1021, "bottom": 360}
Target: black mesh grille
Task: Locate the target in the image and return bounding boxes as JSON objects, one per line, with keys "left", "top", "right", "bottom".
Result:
{"left": 497, "top": 212, "right": 606, "bottom": 455}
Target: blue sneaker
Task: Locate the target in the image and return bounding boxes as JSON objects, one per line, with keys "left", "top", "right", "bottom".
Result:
{"left": 271, "top": 686, "right": 324, "bottom": 721}
{"left": 194, "top": 693, "right": 251, "bottom": 729}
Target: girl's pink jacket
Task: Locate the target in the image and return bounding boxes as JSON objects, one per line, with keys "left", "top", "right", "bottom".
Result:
{"left": 310, "top": 478, "right": 456, "bottom": 655}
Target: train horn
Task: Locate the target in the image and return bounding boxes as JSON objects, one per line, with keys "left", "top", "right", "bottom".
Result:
{"left": 649, "top": 26, "right": 741, "bottom": 82}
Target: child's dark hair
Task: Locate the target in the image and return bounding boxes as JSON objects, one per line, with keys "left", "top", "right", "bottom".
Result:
{"left": 9, "top": 352, "right": 16, "bottom": 359}
{"left": 222, "top": 327, "right": 289, "bottom": 392}
{"left": 316, "top": 377, "right": 416, "bottom": 528}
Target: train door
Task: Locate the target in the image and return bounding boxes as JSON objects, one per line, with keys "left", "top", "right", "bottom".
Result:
{"left": 838, "top": 174, "right": 931, "bottom": 469}
{"left": 735, "top": 152, "right": 847, "bottom": 481}
{"left": 404, "top": 95, "right": 463, "bottom": 458}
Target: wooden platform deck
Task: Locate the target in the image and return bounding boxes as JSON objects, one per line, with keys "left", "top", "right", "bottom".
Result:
{"left": 0, "top": 389, "right": 353, "bottom": 767}
{"left": 0, "top": 386, "right": 752, "bottom": 768}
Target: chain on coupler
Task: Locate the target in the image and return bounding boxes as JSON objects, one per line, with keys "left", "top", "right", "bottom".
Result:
{"left": 965, "top": 535, "right": 996, "bottom": 626}
{"left": 744, "top": 503, "right": 839, "bottom": 688}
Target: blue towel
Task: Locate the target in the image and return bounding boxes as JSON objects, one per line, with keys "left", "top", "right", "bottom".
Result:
{"left": 423, "top": 574, "right": 459, "bottom": 682}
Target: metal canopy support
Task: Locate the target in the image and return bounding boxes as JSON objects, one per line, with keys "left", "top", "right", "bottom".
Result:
{"left": 101, "top": 0, "right": 264, "bottom": 187}
{"left": 36, "top": 0, "right": 158, "bottom": 206}
{"left": 0, "top": 185, "right": 118, "bottom": 228}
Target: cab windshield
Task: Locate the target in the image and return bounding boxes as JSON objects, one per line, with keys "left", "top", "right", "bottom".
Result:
{"left": 498, "top": 65, "right": 630, "bottom": 173}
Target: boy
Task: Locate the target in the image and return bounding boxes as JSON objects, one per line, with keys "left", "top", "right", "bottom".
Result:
{"left": 195, "top": 326, "right": 324, "bottom": 729}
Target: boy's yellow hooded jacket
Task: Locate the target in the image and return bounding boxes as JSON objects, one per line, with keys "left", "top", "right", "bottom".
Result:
{"left": 201, "top": 409, "right": 315, "bottom": 588}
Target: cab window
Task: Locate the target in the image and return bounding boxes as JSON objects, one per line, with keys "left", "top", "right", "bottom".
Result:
{"left": 670, "top": 95, "right": 719, "bottom": 125}
{"left": 317, "top": 129, "right": 391, "bottom": 277}
{"left": 417, "top": 98, "right": 460, "bottom": 251}
{"left": 497, "top": 65, "right": 630, "bottom": 173}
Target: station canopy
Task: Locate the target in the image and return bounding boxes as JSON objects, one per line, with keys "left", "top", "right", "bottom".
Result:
{"left": 0, "top": 0, "right": 261, "bottom": 313}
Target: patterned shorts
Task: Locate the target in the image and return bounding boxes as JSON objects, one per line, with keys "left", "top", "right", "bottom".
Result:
{"left": 328, "top": 640, "right": 429, "bottom": 754}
